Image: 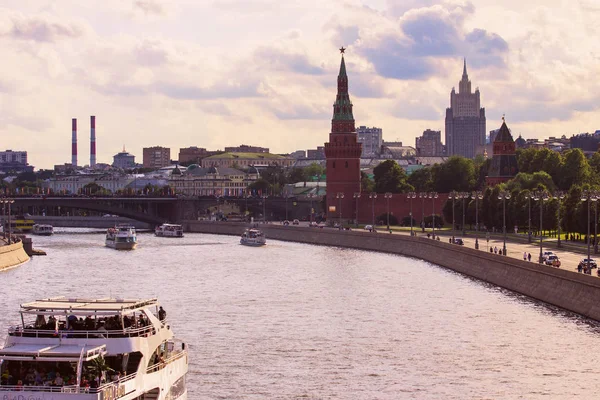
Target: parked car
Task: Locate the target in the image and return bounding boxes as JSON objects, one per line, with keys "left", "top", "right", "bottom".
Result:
{"left": 545, "top": 255, "right": 561, "bottom": 267}
{"left": 453, "top": 238, "right": 464, "bottom": 245}
{"left": 292, "top": 219, "right": 300, "bottom": 225}
{"left": 283, "top": 220, "right": 290, "bottom": 226}
{"left": 364, "top": 225, "right": 373, "bottom": 232}
{"left": 542, "top": 251, "right": 555, "bottom": 261}
{"left": 309, "top": 221, "right": 318, "bottom": 227}
{"left": 578, "top": 258, "right": 597, "bottom": 269}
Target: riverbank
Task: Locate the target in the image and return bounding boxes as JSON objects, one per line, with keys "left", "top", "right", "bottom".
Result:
{"left": 183, "top": 220, "right": 600, "bottom": 322}
{"left": 0, "top": 239, "right": 30, "bottom": 271}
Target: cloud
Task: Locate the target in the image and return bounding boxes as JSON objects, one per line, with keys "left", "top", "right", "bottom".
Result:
{"left": 153, "top": 80, "right": 266, "bottom": 100}
{"left": 0, "top": 10, "right": 85, "bottom": 42}
{"left": 252, "top": 47, "right": 325, "bottom": 75}
{"left": 329, "top": 24, "right": 360, "bottom": 47}
{"left": 272, "top": 103, "right": 329, "bottom": 120}
{"left": 133, "top": 39, "right": 168, "bottom": 66}
{"left": 133, "top": 0, "right": 166, "bottom": 16}
{"left": 355, "top": 2, "right": 508, "bottom": 80}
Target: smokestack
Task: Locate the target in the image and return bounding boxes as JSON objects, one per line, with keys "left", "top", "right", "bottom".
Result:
{"left": 72, "top": 118, "right": 78, "bottom": 167}
{"left": 90, "top": 116, "right": 96, "bottom": 166}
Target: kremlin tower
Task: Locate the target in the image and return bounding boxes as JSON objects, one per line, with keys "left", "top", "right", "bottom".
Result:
{"left": 324, "top": 48, "right": 362, "bottom": 224}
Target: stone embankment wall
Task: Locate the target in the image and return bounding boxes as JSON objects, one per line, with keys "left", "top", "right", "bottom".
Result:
{"left": 0, "top": 240, "right": 30, "bottom": 271}
{"left": 184, "top": 221, "right": 600, "bottom": 321}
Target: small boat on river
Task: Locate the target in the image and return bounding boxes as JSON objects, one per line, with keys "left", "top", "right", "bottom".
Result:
{"left": 155, "top": 223, "right": 184, "bottom": 238}
{"left": 0, "top": 296, "right": 188, "bottom": 399}
{"left": 105, "top": 224, "right": 137, "bottom": 250}
{"left": 32, "top": 223, "right": 54, "bottom": 236}
{"left": 240, "top": 228, "right": 266, "bottom": 246}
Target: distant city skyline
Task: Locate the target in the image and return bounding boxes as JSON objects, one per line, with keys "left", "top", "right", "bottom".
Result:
{"left": 1, "top": 0, "right": 599, "bottom": 169}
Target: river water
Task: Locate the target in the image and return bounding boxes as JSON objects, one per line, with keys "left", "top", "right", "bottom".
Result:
{"left": 1, "top": 230, "right": 600, "bottom": 399}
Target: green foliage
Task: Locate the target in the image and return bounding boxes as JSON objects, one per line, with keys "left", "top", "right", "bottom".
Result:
{"left": 376, "top": 213, "right": 399, "bottom": 226}
{"left": 373, "top": 160, "right": 412, "bottom": 193}
{"left": 361, "top": 171, "right": 374, "bottom": 192}
{"left": 432, "top": 156, "right": 475, "bottom": 192}
{"left": 305, "top": 163, "right": 325, "bottom": 179}
{"left": 247, "top": 178, "right": 270, "bottom": 193}
{"left": 407, "top": 168, "right": 433, "bottom": 192}
{"left": 560, "top": 149, "right": 591, "bottom": 190}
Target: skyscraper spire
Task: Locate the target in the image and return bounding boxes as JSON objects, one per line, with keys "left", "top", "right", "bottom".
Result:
{"left": 332, "top": 49, "right": 353, "bottom": 122}
{"left": 462, "top": 57, "right": 468, "bottom": 79}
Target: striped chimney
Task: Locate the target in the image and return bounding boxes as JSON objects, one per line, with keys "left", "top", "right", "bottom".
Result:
{"left": 71, "top": 118, "right": 78, "bottom": 167}
{"left": 90, "top": 115, "right": 96, "bottom": 166}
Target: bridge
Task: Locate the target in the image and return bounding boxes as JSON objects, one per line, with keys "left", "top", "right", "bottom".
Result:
{"left": 9, "top": 196, "right": 322, "bottom": 224}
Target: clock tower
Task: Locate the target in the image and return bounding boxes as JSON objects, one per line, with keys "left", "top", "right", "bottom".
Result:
{"left": 324, "top": 48, "right": 362, "bottom": 224}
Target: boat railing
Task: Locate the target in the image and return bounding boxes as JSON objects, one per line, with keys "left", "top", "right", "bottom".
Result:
{"left": 145, "top": 349, "right": 187, "bottom": 374}
{"left": 1, "top": 372, "right": 138, "bottom": 395}
{"left": 8, "top": 324, "right": 156, "bottom": 339}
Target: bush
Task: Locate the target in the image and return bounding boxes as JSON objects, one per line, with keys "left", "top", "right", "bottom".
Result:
{"left": 376, "top": 213, "right": 398, "bottom": 226}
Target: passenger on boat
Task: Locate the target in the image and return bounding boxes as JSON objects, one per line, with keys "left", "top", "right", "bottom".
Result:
{"left": 158, "top": 306, "right": 166, "bottom": 321}
{"left": 34, "top": 314, "right": 46, "bottom": 328}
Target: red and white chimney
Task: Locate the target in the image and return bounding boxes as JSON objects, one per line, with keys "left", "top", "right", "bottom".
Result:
{"left": 71, "top": 118, "right": 78, "bottom": 167}
{"left": 90, "top": 115, "right": 96, "bottom": 166}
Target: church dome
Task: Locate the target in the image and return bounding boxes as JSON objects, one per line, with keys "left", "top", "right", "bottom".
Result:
{"left": 186, "top": 164, "right": 199, "bottom": 171}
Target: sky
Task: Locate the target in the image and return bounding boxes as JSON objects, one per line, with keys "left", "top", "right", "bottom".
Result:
{"left": 1, "top": 0, "right": 600, "bottom": 169}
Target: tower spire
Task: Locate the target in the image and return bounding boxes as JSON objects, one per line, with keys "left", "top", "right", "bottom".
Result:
{"left": 462, "top": 57, "right": 468, "bottom": 79}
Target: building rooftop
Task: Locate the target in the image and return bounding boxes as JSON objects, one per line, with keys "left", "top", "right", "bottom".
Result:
{"left": 203, "top": 152, "right": 286, "bottom": 160}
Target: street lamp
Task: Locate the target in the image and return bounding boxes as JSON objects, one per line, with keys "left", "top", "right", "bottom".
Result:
{"left": 448, "top": 191, "right": 459, "bottom": 242}
{"left": 419, "top": 192, "right": 427, "bottom": 232}
{"left": 524, "top": 192, "right": 532, "bottom": 243}
{"left": 595, "top": 195, "right": 599, "bottom": 254}
{"left": 307, "top": 193, "right": 316, "bottom": 224}
{"left": 284, "top": 193, "right": 289, "bottom": 221}
{"left": 369, "top": 192, "right": 377, "bottom": 228}
{"left": 581, "top": 190, "right": 598, "bottom": 270}
{"left": 353, "top": 193, "right": 361, "bottom": 228}
{"left": 533, "top": 190, "right": 550, "bottom": 263}
{"left": 429, "top": 192, "right": 438, "bottom": 239}
{"left": 0, "top": 198, "right": 15, "bottom": 244}
{"left": 408, "top": 192, "right": 417, "bottom": 236}
{"left": 498, "top": 190, "right": 511, "bottom": 256}
{"left": 471, "top": 191, "right": 483, "bottom": 249}
{"left": 384, "top": 192, "right": 392, "bottom": 230}
{"left": 261, "top": 194, "right": 268, "bottom": 223}
{"left": 555, "top": 191, "right": 565, "bottom": 248}
{"left": 460, "top": 192, "right": 469, "bottom": 236}
{"left": 336, "top": 192, "right": 344, "bottom": 226}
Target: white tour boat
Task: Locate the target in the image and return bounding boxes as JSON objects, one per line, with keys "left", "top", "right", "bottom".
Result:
{"left": 32, "top": 223, "right": 54, "bottom": 236}
{"left": 106, "top": 225, "right": 137, "bottom": 250}
{"left": 155, "top": 224, "right": 183, "bottom": 238}
{"left": 0, "top": 297, "right": 188, "bottom": 400}
{"left": 240, "top": 228, "right": 266, "bottom": 246}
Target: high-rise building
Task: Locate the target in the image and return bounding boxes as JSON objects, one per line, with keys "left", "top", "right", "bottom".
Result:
{"left": 324, "top": 49, "right": 362, "bottom": 223}
{"left": 143, "top": 146, "right": 171, "bottom": 169}
{"left": 0, "top": 150, "right": 32, "bottom": 173}
{"left": 445, "top": 59, "right": 486, "bottom": 158}
{"left": 415, "top": 129, "right": 443, "bottom": 157}
{"left": 356, "top": 126, "right": 382, "bottom": 157}
{"left": 178, "top": 147, "right": 209, "bottom": 164}
{"left": 307, "top": 147, "right": 325, "bottom": 159}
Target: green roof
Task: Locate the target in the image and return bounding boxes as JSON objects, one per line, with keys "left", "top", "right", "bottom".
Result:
{"left": 204, "top": 152, "right": 286, "bottom": 160}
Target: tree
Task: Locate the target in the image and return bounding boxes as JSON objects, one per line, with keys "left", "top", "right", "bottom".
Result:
{"left": 559, "top": 149, "right": 590, "bottom": 190}
{"left": 247, "top": 178, "right": 271, "bottom": 194}
{"left": 82, "top": 182, "right": 103, "bottom": 195}
{"left": 287, "top": 167, "right": 307, "bottom": 183}
{"left": 407, "top": 167, "right": 433, "bottom": 192}
{"left": 373, "top": 160, "right": 411, "bottom": 193}
{"left": 432, "top": 156, "right": 475, "bottom": 192}
{"left": 305, "top": 163, "right": 325, "bottom": 179}
{"left": 361, "top": 171, "right": 374, "bottom": 192}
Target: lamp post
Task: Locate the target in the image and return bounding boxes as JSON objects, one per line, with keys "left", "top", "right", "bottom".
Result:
{"left": 524, "top": 192, "right": 532, "bottom": 243}
{"left": 384, "top": 192, "right": 392, "bottom": 230}
{"left": 581, "top": 190, "right": 598, "bottom": 270}
{"left": 353, "top": 193, "right": 361, "bottom": 228}
{"left": 419, "top": 192, "right": 427, "bottom": 232}
{"left": 460, "top": 192, "right": 469, "bottom": 236}
{"left": 307, "top": 193, "right": 316, "bottom": 224}
{"left": 498, "top": 190, "right": 511, "bottom": 256}
{"left": 429, "top": 192, "right": 438, "bottom": 239}
{"left": 261, "top": 194, "right": 268, "bottom": 223}
{"left": 408, "top": 192, "right": 417, "bottom": 236}
{"left": 533, "top": 190, "right": 550, "bottom": 263}
{"left": 284, "top": 194, "right": 289, "bottom": 221}
{"left": 448, "top": 191, "right": 459, "bottom": 242}
{"left": 555, "top": 191, "right": 565, "bottom": 248}
{"left": 472, "top": 191, "right": 483, "bottom": 249}
{"left": 369, "top": 192, "right": 377, "bottom": 228}
{"left": 0, "top": 198, "right": 15, "bottom": 244}
{"left": 336, "top": 192, "right": 344, "bottom": 226}
{"left": 595, "top": 196, "right": 599, "bottom": 254}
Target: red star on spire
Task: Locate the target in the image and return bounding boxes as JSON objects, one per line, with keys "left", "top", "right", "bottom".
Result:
{"left": 339, "top": 46, "right": 346, "bottom": 54}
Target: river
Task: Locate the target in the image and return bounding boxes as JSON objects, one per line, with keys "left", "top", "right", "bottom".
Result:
{"left": 1, "top": 229, "right": 600, "bottom": 399}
